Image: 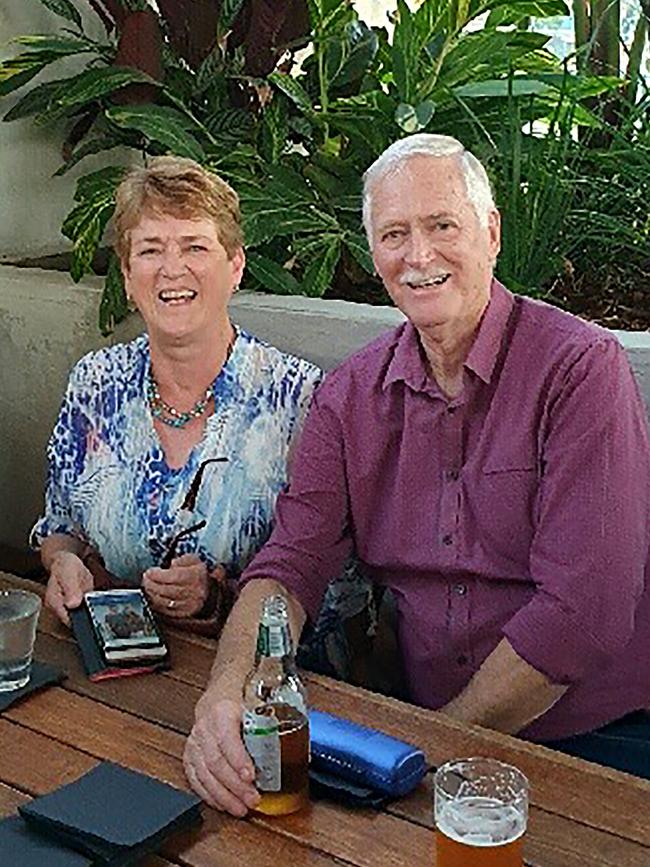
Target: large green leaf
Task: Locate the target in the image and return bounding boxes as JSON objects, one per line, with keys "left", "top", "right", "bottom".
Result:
{"left": 57, "top": 66, "right": 158, "bottom": 108}
{"left": 54, "top": 132, "right": 126, "bottom": 176}
{"left": 259, "top": 92, "right": 289, "bottom": 164}
{"left": 99, "top": 251, "right": 129, "bottom": 336}
{"left": 486, "top": 1, "right": 568, "bottom": 26}
{"left": 0, "top": 64, "right": 48, "bottom": 99}
{"left": 268, "top": 72, "right": 313, "bottom": 115}
{"left": 301, "top": 237, "right": 340, "bottom": 297}
{"left": 38, "top": 0, "right": 83, "bottom": 29}
{"left": 247, "top": 253, "right": 301, "bottom": 295}
{"left": 106, "top": 105, "right": 206, "bottom": 161}
{"left": 3, "top": 76, "right": 67, "bottom": 121}
{"left": 392, "top": 0, "right": 419, "bottom": 104}
{"left": 454, "top": 78, "right": 551, "bottom": 99}
{"left": 325, "top": 20, "right": 378, "bottom": 90}
{"left": 63, "top": 195, "right": 115, "bottom": 282}
{"left": 242, "top": 199, "right": 339, "bottom": 247}
{"left": 12, "top": 35, "right": 97, "bottom": 55}
{"left": 344, "top": 232, "right": 373, "bottom": 275}
{"left": 219, "top": 0, "right": 247, "bottom": 33}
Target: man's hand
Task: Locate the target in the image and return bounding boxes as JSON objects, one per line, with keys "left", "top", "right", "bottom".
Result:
{"left": 183, "top": 694, "right": 260, "bottom": 816}
{"left": 143, "top": 554, "right": 209, "bottom": 618}
{"left": 44, "top": 551, "right": 94, "bottom": 626}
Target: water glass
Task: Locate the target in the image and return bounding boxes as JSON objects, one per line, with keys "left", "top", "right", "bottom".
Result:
{"left": 0, "top": 590, "right": 42, "bottom": 692}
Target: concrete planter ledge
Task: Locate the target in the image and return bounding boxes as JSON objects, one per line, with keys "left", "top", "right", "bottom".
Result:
{"left": 1, "top": 264, "right": 649, "bottom": 550}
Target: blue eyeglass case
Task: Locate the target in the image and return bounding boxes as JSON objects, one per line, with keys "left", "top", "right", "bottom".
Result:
{"left": 308, "top": 709, "right": 427, "bottom": 798}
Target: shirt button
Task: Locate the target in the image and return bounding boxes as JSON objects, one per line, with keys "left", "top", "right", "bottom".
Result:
{"left": 446, "top": 469, "right": 460, "bottom": 481}
{"left": 453, "top": 583, "right": 467, "bottom": 595}
{"left": 442, "top": 534, "right": 453, "bottom": 546}
{"left": 457, "top": 655, "right": 468, "bottom": 665}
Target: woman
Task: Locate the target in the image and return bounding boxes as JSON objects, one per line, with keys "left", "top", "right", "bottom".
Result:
{"left": 32, "top": 156, "right": 324, "bottom": 635}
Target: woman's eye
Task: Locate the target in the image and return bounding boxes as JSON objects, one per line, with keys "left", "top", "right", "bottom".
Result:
{"left": 383, "top": 230, "right": 403, "bottom": 241}
{"left": 138, "top": 248, "right": 159, "bottom": 256}
{"left": 188, "top": 244, "right": 208, "bottom": 252}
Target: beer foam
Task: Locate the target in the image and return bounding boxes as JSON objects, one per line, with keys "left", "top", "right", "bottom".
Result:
{"left": 437, "top": 796, "right": 526, "bottom": 848}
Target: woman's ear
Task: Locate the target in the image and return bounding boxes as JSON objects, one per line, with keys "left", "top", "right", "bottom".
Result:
{"left": 230, "top": 247, "right": 246, "bottom": 289}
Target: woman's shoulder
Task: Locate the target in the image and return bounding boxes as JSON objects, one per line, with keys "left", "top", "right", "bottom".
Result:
{"left": 235, "top": 329, "right": 322, "bottom": 387}
{"left": 67, "top": 333, "right": 148, "bottom": 390}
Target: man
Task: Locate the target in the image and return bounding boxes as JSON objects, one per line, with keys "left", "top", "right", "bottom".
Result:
{"left": 183, "top": 134, "right": 650, "bottom": 815}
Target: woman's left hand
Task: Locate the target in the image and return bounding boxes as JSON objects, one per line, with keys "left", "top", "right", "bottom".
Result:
{"left": 143, "top": 554, "right": 209, "bottom": 618}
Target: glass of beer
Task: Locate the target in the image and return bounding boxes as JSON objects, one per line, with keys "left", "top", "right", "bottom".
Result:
{"left": 434, "top": 757, "right": 528, "bottom": 867}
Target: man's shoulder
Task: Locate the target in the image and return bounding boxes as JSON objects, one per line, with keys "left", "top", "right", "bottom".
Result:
{"left": 516, "top": 295, "right": 620, "bottom": 357}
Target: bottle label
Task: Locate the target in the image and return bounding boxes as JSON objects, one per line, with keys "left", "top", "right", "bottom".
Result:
{"left": 242, "top": 710, "right": 281, "bottom": 792}
{"left": 257, "top": 623, "right": 290, "bottom": 658}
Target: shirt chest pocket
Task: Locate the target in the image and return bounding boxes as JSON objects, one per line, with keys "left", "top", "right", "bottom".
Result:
{"left": 468, "top": 452, "right": 540, "bottom": 563}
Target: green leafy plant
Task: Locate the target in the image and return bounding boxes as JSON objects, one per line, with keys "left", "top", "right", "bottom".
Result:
{"left": 2, "top": 0, "right": 648, "bottom": 332}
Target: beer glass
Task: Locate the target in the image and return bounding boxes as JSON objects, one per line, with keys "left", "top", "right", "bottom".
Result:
{"left": 434, "top": 757, "right": 528, "bottom": 867}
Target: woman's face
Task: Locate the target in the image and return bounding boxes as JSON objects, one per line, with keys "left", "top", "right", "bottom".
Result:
{"left": 122, "top": 212, "right": 245, "bottom": 343}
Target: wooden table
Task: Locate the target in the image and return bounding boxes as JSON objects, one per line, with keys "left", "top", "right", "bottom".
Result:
{"left": 1, "top": 572, "right": 649, "bottom": 867}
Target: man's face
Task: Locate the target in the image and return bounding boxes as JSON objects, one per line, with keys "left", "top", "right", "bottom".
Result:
{"left": 369, "top": 154, "right": 501, "bottom": 331}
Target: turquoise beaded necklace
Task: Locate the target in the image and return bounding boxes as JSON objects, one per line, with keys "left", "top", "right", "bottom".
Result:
{"left": 147, "top": 376, "right": 213, "bottom": 428}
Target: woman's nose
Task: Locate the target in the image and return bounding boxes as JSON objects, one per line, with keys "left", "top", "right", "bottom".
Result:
{"left": 160, "top": 243, "right": 186, "bottom": 275}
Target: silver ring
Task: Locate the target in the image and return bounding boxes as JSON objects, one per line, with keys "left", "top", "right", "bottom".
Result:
{"left": 168, "top": 599, "right": 176, "bottom": 609}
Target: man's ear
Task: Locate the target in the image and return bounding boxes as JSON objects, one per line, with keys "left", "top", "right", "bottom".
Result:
{"left": 487, "top": 209, "right": 501, "bottom": 261}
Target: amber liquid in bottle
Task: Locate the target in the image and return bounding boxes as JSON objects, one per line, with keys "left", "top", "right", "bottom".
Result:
{"left": 243, "top": 596, "right": 309, "bottom": 816}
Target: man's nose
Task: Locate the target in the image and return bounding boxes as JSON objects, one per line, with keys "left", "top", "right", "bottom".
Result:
{"left": 404, "top": 228, "right": 435, "bottom": 266}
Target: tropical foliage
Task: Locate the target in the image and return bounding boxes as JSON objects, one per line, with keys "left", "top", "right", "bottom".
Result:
{"left": 1, "top": 0, "right": 648, "bottom": 331}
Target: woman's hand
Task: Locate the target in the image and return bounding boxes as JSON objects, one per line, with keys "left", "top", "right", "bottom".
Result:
{"left": 142, "top": 554, "right": 211, "bottom": 618}
{"left": 44, "top": 551, "right": 94, "bottom": 626}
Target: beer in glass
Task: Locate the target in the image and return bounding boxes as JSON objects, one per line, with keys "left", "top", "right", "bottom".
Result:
{"left": 434, "top": 757, "right": 528, "bottom": 867}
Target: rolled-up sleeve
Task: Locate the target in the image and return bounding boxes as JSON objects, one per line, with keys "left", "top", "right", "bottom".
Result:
{"left": 503, "top": 338, "right": 650, "bottom": 684}
{"left": 30, "top": 369, "right": 89, "bottom": 548}
{"left": 240, "top": 384, "right": 353, "bottom": 622}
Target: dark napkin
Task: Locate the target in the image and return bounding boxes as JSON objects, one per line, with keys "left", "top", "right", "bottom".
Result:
{"left": 0, "top": 815, "right": 92, "bottom": 866}
{"left": 18, "top": 761, "right": 202, "bottom": 866}
{"left": 0, "top": 660, "right": 66, "bottom": 712}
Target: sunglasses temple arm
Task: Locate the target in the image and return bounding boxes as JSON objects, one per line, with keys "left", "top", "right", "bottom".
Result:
{"left": 160, "top": 520, "right": 207, "bottom": 569}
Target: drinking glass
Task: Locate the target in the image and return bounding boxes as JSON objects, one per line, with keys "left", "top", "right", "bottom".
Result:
{"left": 0, "top": 590, "right": 41, "bottom": 691}
{"left": 434, "top": 757, "right": 528, "bottom": 867}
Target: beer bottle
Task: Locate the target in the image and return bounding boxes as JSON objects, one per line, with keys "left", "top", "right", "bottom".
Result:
{"left": 242, "top": 594, "right": 309, "bottom": 815}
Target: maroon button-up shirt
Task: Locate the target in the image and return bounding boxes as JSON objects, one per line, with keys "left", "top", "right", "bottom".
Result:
{"left": 243, "top": 281, "right": 650, "bottom": 740}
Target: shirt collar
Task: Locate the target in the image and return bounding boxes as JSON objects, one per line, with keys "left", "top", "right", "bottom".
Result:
{"left": 383, "top": 279, "right": 514, "bottom": 391}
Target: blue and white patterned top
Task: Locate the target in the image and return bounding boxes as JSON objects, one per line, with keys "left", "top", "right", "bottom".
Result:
{"left": 31, "top": 329, "right": 321, "bottom": 584}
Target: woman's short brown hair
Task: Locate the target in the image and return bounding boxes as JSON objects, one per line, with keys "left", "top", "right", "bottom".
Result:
{"left": 113, "top": 156, "right": 244, "bottom": 263}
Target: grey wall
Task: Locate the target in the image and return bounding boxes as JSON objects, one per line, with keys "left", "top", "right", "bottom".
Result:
{"left": 1, "top": 264, "right": 648, "bottom": 551}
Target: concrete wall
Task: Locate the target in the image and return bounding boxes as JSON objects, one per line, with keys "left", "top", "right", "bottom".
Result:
{"left": 1, "top": 264, "right": 649, "bottom": 552}
{"left": 0, "top": 6, "right": 131, "bottom": 261}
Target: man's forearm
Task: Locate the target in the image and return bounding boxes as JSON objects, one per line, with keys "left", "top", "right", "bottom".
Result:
{"left": 441, "top": 638, "right": 567, "bottom": 734}
{"left": 201, "top": 578, "right": 307, "bottom": 707}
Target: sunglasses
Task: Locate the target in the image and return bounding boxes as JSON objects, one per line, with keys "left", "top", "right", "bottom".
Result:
{"left": 160, "top": 457, "right": 228, "bottom": 568}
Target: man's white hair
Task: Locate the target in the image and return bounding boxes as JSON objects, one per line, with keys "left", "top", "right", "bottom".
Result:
{"left": 362, "top": 134, "right": 496, "bottom": 246}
